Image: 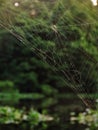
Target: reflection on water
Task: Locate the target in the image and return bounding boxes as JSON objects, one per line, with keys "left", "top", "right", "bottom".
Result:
{"left": 0, "top": 94, "right": 88, "bottom": 130}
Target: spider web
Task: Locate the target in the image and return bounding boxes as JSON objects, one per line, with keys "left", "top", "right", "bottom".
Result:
{"left": 0, "top": 0, "right": 98, "bottom": 109}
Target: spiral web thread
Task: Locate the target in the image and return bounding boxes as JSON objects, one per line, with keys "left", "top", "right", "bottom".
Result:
{"left": 0, "top": 0, "right": 98, "bottom": 109}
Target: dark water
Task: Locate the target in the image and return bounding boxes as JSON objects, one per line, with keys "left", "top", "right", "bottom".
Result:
{"left": 0, "top": 95, "right": 87, "bottom": 130}
{"left": 0, "top": 122, "right": 86, "bottom": 130}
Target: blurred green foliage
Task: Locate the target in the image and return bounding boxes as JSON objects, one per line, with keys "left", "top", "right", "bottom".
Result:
{"left": 1, "top": 0, "right": 98, "bottom": 130}
{"left": 0, "top": 106, "right": 52, "bottom": 126}
{"left": 70, "top": 107, "right": 98, "bottom": 130}
{"left": 0, "top": 0, "right": 98, "bottom": 97}
{"left": 0, "top": 80, "right": 14, "bottom": 92}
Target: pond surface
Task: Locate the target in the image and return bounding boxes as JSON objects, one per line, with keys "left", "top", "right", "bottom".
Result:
{"left": 0, "top": 94, "right": 88, "bottom": 130}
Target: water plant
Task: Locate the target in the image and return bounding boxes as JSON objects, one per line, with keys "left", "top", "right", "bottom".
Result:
{"left": 70, "top": 104, "right": 98, "bottom": 130}
{"left": 0, "top": 106, "right": 53, "bottom": 127}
